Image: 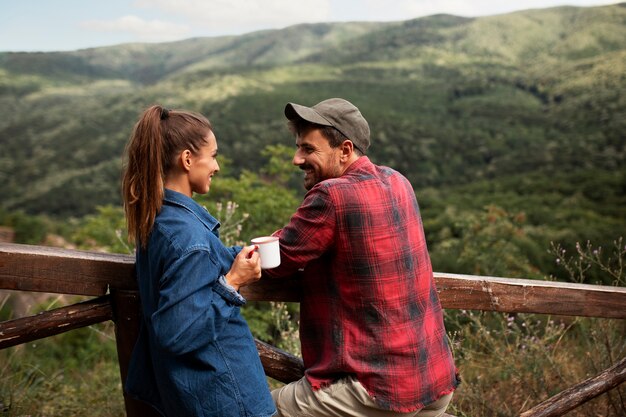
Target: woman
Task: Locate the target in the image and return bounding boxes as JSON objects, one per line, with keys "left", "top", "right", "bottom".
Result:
{"left": 121, "top": 105, "right": 276, "bottom": 417}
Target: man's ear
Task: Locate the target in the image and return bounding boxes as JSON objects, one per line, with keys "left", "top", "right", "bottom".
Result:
{"left": 340, "top": 140, "right": 354, "bottom": 162}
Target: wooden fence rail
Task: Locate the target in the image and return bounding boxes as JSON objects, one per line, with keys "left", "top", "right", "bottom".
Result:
{"left": 1, "top": 242, "right": 625, "bottom": 416}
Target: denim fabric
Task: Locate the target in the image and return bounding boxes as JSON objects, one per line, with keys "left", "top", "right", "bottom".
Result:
{"left": 125, "top": 189, "right": 276, "bottom": 417}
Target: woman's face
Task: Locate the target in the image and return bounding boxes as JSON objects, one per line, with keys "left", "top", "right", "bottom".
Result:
{"left": 188, "top": 131, "right": 220, "bottom": 195}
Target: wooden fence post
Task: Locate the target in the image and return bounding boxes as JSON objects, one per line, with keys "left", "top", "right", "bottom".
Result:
{"left": 110, "top": 288, "right": 162, "bottom": 417}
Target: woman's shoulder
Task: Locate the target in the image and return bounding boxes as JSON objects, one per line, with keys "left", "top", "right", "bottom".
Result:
{"left": 156, "top": 203, "right": 198, "bottom": 230}
{"left": 153, "top": 205, "right": 214, "bottom": 252}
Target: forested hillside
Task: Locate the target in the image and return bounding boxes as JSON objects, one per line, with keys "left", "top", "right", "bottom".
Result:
{"left": 0, "top": 3, "right": 624, "bottom": 281}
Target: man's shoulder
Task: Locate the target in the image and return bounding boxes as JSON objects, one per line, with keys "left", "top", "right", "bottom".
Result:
{"left": 333, "top": 160, "right": 407, "bottom": 186}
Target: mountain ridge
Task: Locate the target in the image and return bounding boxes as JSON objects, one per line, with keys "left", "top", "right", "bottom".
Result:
{"left": 0, "top": 4, "right": 624, "bottom": 220}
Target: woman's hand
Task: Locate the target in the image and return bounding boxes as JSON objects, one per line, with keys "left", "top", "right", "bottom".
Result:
{"left": 224, "top": 245, "right": 261, "bottom": 291}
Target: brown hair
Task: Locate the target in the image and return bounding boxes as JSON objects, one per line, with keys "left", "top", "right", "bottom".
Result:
{"left": 287, "top": 119, "right": 363, "bottom": 156}
{"left": 122, "top": 105, "right": 213, "bottom": 247}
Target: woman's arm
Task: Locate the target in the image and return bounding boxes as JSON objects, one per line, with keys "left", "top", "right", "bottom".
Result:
{"left": 150, "top": 248, "right": 248, "bottom": 356}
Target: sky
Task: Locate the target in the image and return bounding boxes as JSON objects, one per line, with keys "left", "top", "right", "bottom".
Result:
{"left": 0, "top": 0, "right": 621, "bottom": 52}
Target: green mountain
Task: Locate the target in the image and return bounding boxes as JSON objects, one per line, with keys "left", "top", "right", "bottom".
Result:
{"left": 0, "top": 4, "right": 624, "bottom": 252}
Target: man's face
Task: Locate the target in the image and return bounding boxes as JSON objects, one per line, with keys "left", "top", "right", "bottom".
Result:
{"left": 292, "top": 128, "right": 343, "bottom": 190}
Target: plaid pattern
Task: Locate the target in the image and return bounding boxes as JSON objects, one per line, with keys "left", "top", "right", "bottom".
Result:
{"left": 266, "top": 157, "right": 459, "bottom": 412}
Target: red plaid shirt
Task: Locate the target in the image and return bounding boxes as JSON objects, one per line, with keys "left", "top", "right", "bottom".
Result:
{"left": 266, "top": 157, "right": 459, "bottom": 412}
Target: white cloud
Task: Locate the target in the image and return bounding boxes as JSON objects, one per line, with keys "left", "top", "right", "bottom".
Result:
{"left": 134, "top": 0, "right": 332, "bottom": 33}
{"left": 81, "top": 15, "right": 191, "bottom": 42}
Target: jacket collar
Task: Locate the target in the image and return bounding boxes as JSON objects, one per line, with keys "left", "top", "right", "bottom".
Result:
{"left": 163, "top": 188, "right": 220, "bottom": 231}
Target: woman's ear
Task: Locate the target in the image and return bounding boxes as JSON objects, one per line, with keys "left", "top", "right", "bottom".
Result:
{"left": 178, "top": 149, "right": 193, "bottom": 172}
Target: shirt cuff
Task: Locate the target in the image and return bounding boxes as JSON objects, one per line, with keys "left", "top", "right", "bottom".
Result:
{"left": 215, "top": 275, "right": 247, "bottom": 306}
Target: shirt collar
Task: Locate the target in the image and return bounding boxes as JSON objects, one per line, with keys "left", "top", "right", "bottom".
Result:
{"left": 343, "top": 156, "right": 371, "bottom": 175}
{"left": 163, "top": 188, "right": 220, "bottom": 231}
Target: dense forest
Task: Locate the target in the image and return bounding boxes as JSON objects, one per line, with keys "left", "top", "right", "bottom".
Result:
{"left": 1, "top": 3, "right": 625, "bottom": 281}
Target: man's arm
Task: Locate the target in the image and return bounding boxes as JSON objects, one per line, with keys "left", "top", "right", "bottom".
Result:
{"left": 264, "top": 186, "right": 336, "bottom": 278}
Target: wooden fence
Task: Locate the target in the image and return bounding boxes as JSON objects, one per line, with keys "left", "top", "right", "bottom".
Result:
{"left": 1, "top": 242, "right": 625, "bottom": 417}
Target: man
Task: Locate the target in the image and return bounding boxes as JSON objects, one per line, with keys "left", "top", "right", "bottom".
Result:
{"left": 265, "top": 98, "right": 459, "bottom": 417}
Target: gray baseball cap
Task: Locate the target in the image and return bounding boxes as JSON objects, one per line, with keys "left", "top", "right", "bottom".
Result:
{"left": 284, "top": 98, "right": 370, "bottom": 154}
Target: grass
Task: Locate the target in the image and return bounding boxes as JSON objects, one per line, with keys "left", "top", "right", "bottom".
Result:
{"left": 0, "top": 323, "right": 125, "bottom": 417}
{"left": 446, "top": 312, "right": 625, "bottom": 416}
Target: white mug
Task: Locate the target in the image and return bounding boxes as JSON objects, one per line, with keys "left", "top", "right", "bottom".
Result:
{"left": 250, "top": 236, "right": 281, "bottom": 269}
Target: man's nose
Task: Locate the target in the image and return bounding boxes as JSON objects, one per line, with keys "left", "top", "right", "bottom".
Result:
{"left": 293, "top": 152, "right": 304, "bottom": 166}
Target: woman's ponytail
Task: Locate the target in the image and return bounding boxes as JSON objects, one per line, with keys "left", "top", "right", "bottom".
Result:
{"left": 122, "top": 105, "right": 166, "bottom": 248}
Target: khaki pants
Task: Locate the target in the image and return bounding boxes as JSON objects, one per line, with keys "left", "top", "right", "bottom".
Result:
{"left": 271, "top": 376, "right": 453, "bottom": 417}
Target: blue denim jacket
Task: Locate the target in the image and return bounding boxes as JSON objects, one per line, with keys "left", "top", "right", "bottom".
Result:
{"left": 125, "top": 189, "right": 276, "bottom": 417}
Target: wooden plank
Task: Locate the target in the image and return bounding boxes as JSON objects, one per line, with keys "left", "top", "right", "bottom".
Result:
{"left": 520, "top": 356, "right": 626, "bottom": 417}
{"left": 255, "top": 338, "right": 305, "bottom": 383}
{"left": 0, "top": 296, "right": 112, "bottom": 349}
{"left": 435, "top": 273, "right": 626, "bottom": 319}
{"left": 0, "top": 243, "right": 135, "bottom": 296}
{"left": 2, "top": 243, "right": 625, "bottom": 318}
{"left": 241, "top": 277, "right": 302, "bottom": 302}
{"left": 248, "top": 273, "right": 626, "bottom": 319}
